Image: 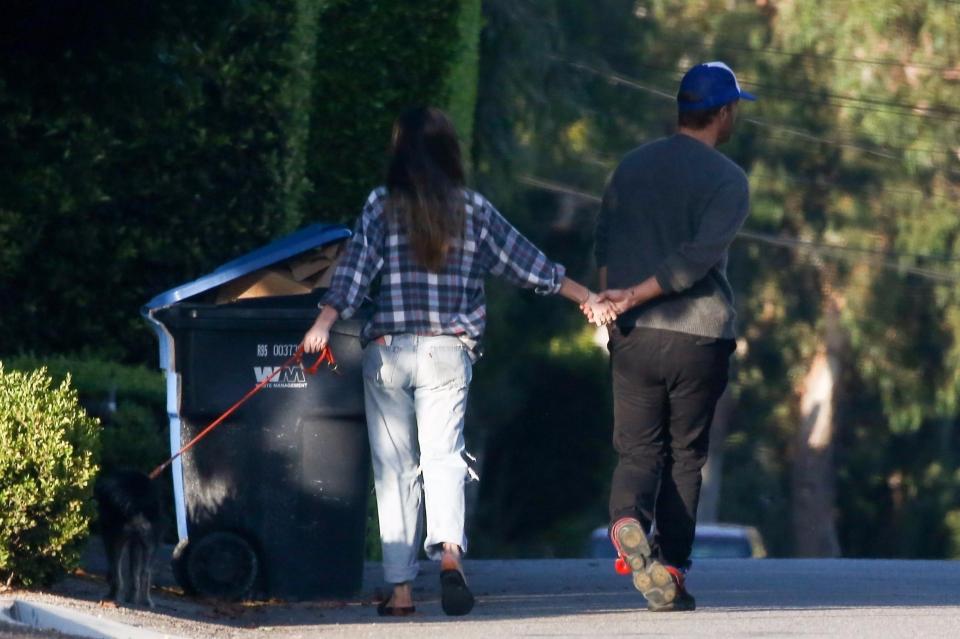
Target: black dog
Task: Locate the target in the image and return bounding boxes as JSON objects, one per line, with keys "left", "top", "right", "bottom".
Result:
{"left": 94, "top": 470, "right": 162, "bottom": 607}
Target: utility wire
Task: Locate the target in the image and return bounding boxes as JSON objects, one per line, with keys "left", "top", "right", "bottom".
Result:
{"left": 562, "top": 152, "right": 960, "bottom": 208}
{"left": 623, "top": 60, "right": 960, "bottom": 124}
{"left": 752, "top": 174, "right": 959, "bottom": 208}
{"left": 518, "top": 175, "right": 602, "bottom": 204}
{"left": 736, "top": 230, "right": 960, "bottom": 283}
{"left": 517, "top": 175, "right": 960, "bottom": 282}
{"left": 518, "top": 167, "right": 960, "bottom": 211}
{"left": 670, "top": 39, "right": 960, "bottom": 73}
{"left": 565, "top": 60, "right": 960, "bottom": 178}
{"left": 566, "top": 61, "right": 902, "bottom": 159}
{"left": 737, "top": 79, "right": 960, "bottom": 122}
{"left": 568, "top": 60, "right": 960, "bottom": 157}
{"left": 748, "top": 122, "right": 899, "bottom": 160}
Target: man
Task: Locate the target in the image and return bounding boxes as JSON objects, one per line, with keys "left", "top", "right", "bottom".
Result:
{"left": 588, "top": 62, "right": 755, "bottom": 611}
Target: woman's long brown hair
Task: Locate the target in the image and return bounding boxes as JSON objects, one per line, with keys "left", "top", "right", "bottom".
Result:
{"left": 386, "top": 107, "right": 466, "bottom": 272}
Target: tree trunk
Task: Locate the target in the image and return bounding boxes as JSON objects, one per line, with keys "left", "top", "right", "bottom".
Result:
{"left": 791, "top": 294, "right": 844, "bottom": 557}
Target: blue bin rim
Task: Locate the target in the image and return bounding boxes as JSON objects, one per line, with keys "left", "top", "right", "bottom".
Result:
{"left": 143, "top": 223, "right": 351, "bottom": 312}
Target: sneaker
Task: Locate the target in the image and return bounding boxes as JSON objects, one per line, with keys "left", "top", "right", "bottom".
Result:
{"left": 610, "top": 518, "right": 677, "bottom": 609}
{"left": 648, "top": 565, "right": 696, "bottom": 612}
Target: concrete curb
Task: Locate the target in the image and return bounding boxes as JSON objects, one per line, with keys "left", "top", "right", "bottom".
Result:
{"left": 0, "top": 599, "right": 184, "bottom": 639}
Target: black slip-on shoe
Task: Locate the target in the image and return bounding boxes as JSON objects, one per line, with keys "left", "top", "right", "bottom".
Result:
{"left": 440, "top": 569, "right": 475, "bottom": 616}
{"left": 376, "top": 599, "right": 416, "bottom": 617}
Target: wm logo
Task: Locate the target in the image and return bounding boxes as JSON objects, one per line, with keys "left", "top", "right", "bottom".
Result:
{"left": 280, "top": 367, "right": 307, "bottom": 384}
{"left": 254, "top": 366, "right": 307, "bottom": 385}
{"left": 254, "top": 366, "right": 281, "bottom": 383}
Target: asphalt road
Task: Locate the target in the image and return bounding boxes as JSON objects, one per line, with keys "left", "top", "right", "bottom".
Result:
{"left": 9, "top": 556, "right": 960, "bottom": 638}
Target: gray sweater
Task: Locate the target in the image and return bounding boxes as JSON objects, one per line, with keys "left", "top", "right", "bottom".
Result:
{"left": 595, "top": 134, "right": 750, "bottom": 339}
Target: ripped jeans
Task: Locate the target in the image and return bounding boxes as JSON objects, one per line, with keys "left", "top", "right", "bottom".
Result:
{"left": 362, "top": 334, "right": 474, "bottom": 584}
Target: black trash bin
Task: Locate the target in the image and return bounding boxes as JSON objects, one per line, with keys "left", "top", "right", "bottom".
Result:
{"left": 142, "top": 224, "right": 370, "bottom": 600}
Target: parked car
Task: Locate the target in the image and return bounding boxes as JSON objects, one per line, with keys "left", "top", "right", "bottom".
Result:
{"left": 588, "top": 523, "right": 767, "bottom": 559}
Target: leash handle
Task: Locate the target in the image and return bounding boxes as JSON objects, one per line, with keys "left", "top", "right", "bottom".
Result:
{"left": 300, "top": 343, "right": 339, "bottom": 375}
{"left": 148, "top": 342, "right": 337, "bottom": 481}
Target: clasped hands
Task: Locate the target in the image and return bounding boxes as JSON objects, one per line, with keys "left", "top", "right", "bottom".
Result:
{"left": 580, "top": 288, "right": 631, "bottom": 326}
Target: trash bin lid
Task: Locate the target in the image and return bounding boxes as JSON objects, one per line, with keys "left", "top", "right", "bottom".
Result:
{"left": 143, "top": 223, "right": 350, "bottom": 311}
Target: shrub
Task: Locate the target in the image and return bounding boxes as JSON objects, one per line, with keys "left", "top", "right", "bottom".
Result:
{"left": 0, "top": 364, "right": 101, "bottom": 587}
{"left": 4, "top": 355, "right": 166, "bottom": 476}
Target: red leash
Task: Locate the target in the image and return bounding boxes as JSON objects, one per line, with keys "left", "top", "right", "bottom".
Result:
{"left": 148, "top": 344, "right": 338, "bottom": 481}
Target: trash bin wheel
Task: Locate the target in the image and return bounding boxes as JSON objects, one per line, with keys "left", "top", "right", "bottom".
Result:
{"left": 185, "top": 531, "right": 259, "bottom": 600}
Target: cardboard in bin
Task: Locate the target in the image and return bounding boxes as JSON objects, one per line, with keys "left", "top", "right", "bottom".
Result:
{"left": 212, "top": 242, "right": 346, "bottom": 304}
{"left": 144, "top": 223, "right": 351, "bottom": 310}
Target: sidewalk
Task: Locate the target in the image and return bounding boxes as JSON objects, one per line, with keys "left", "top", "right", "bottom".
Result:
{"left": 5, "top": 555, "right": 960, "bottom": 638}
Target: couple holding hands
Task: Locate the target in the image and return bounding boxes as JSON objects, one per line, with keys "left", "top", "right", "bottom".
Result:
{"left": 304, "top": 61, "right": 754, "bottom": 615}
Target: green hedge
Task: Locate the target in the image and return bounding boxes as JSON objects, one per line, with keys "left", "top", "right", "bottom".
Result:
{"left": 0, "top": 1, "right": 482, "bottom": 364}
{"left": 445, "top": 0, "right": 484, "bottom": 160}
{"left": 0, "top": 1, "right": 313, "bottom": 362}
{"left": 0, "top": 364, "right": 101, "bottom": 587}
{"left": 305, "top": 0, "right": 469, "bottom": 223}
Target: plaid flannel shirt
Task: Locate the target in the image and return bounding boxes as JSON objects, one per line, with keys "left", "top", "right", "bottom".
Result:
{"left": 321, "top": 187, "right": 566, "bottom": 354}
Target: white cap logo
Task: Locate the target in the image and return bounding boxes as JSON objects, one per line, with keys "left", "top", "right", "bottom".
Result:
{"left": 703, "top": 61, "right": 742, "bottom": 93}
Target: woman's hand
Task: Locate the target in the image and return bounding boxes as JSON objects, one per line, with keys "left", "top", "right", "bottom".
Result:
{"left": 303, "top": 321, "right": 330, "bottom": 353}
{"left": 580, "top": 291, "right": 618, "bottom": 326}
{"left": 303, "top": 306, "right": 339, "bottom": 353}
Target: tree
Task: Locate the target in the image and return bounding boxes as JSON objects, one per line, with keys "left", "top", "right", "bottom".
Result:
{"left": 470, "top": 0, "right": 960, "bottom": 558}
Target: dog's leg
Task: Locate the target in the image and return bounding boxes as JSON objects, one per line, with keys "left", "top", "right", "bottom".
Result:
{"left": 118, "top": 542, "right": 129, "bottom": 603}
{"left": 127, "top": 540, "right": 143, "bottom": 604}
{"left": 103, "top": 535, "right": 122, "bottom": 602}
{"left": 140, "top": 535, "right": 157, "bottom": 608}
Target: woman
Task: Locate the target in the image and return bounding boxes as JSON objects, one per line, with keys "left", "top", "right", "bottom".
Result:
{"left": 303, "top": 107, "right": 611, "bottom": 616}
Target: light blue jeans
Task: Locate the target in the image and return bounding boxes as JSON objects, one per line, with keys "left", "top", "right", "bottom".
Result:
{"left": 362, "top": 334, "right": 473, "bottom": 584}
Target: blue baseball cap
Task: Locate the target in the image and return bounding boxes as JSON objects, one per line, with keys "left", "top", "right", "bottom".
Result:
{"left": 677, "top": 61, "right": 756, "bottom": 112}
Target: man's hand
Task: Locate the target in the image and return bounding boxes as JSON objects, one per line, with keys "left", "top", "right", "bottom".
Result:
{"left": 596, "top": 277, "right": 662, "bottom": 315}
{"left": 580, "top": 291, "right": 618, "bottom": 326}
{"left": 595, "top": 288, "right": 634, "bottom": 315}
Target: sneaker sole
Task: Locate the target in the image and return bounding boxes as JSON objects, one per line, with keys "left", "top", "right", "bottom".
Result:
{"left": 613, "top": 521, "right": 677, "bottom": 607}
{"left": 648, "top": 593, "right": 696, "bottom": 612}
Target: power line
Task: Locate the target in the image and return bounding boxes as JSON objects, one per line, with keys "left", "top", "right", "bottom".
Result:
{"left": 747, "top": 122, "right": 898, "bottom": 161}
{"left": 517, "top": 175, "right": 960, "bottom": 282}
{"left": 671, "top": 39, "right": 960, "bottom": 74}
{"left": 564, "top": 60, "right": 960, "bottom": 178}
{"left": 529, "top": 170, "right": 959, "bottom": 242}
{"left": 737, "top": 79, "right": 960, "bottom": 122}
{"left": 566, "top": 61, "right": 900, "bottom": 158}
{"left": 736, "top": 229, "right": 960, "bottom": 265}
{"left": 518, "top": 175, "right": 601, "bottom": 204}
{"left": 625, "top": 60, "right": 960, "bottom": 122}
{"left": 751, "top": 174, "right": 959, "bottom": 208}
{"left": 736, "top": 230, "right": 960, "bottom": 283}
{"left": 564, "top": 152, "right": 960, "bottom": 208}
{"left": 752, "top": 125, "right": 960, "bottom": 179}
